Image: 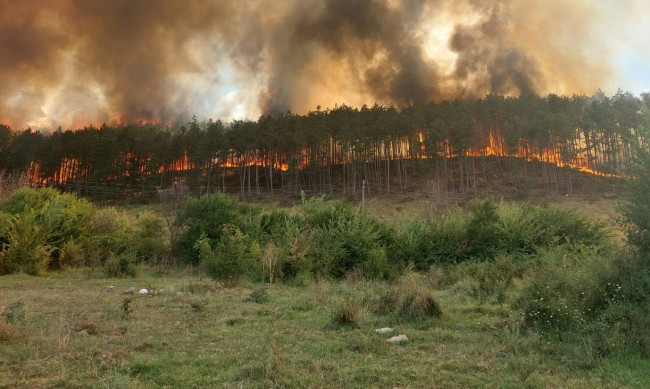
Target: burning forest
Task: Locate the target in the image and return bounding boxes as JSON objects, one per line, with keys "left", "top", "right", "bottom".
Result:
{"left": 1, "top": 0, "right": 649, "bottom": 199}
{"left": 0, "top": 92, "right": 644, "bottom": 201}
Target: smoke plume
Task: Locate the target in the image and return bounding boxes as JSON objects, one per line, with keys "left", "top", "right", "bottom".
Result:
{"left": 0, "top": 0, "right": 619, "bottom": 129}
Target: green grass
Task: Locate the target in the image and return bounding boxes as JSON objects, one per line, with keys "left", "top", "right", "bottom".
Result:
{"left": 1, "top": 271, "right": 648, "bottom": 388}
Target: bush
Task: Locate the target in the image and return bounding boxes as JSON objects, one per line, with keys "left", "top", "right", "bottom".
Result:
{"left": 442, "top": 255, "right": 523, "bottom": 303}
{"left": 131, "top": 211, "right": 169, "bottom": 264}
{"left": 515, "top": 246, "right": 650, "bottom": 356}
{"left": 0, "top": 213, "right": 51, "bottom": 275}
{"left": 177, "top": 193, "right": 243, "bottom": 264}
{"left": 247, "top": 286, "right": 269, "bottom": 304}
{"left": 330, "top": 297, "right": 362, "bottom": 328}
{"left": 0, "top": 187, "right": 95, "bottom": 273}
{"left": 104, "top": 252, "right": 139, "bottom": 278}
{"left": 392, "top": 209, "right": 468, "bottom": 269}
{"left": 59, "top": 240, "right": 84, "bottom": 269}
{"left": 303, "top": 198, "right": 397, "bottom": 279}
{"left": 465, "top": 199, "right": 501, "bottom": 259}
{"left": 515, "top": 246, "right": 604, "bottom": 332}
{"left": 78, "top": 208, "right": 133, "bottom": 268}
{"left": 375, "top": 269, "right": 442, "bottom": 322}
{"left": 393, "top": 201, "right": 607, "bottom": 270}
{"left": 2, "top": 301, "right": 26, "bottom": 325}
{"left": 196, "top": 225, "right": 254, "bottom": 287}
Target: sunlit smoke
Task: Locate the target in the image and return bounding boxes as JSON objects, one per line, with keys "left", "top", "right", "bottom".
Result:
{"left": 0, "top": 0, "right": 629, "bottom": 130}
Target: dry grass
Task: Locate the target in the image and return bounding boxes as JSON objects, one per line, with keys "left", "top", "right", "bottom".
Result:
{"left": 0, "top": 271, "right": 647, "bottom": 388}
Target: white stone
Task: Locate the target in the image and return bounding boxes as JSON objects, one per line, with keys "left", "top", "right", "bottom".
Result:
{"left": 375, "top": 327, "right": 393, "bottom": 334}
{"left": 138, "top": 288, "right": 149, "bottom": 295}
{"left": 386, "top": 334, "right": 408, "bottom": 343}
{"left": 106, "top": 286, "right": 115, "bottom": 293}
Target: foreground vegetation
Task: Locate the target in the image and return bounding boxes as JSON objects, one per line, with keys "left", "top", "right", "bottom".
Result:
{"left": 0, "top": 184, "right": 649, "bottom": 387}
{"left": 2, "top": 271, "right": 650, "bottom": 388}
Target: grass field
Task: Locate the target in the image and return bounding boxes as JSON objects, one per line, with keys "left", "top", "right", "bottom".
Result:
{"left": 2, "top": 271, "right": 649, "bottom": 388}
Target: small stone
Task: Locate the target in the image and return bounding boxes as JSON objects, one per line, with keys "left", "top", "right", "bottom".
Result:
{"left": 375, "top": 327, "right": 393, "bottom": 334}
{"left": 124, "top": 287, "right": 135, "bottom": 295}
{"left": 176, "top": 291, "right": 184, "bottom": 297}
{"left": 106, "top": 286, "right": 115, "bottom": 293}
{"left": 386, "top": 334, "right": 408, "bottom": 343}
{"left": 138, "top": 288, "right": 149, "bottom": 295}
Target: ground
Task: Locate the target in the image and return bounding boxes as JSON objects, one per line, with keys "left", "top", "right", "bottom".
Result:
{"left": 1, "top": 271, "right": 648, "bottom": 388}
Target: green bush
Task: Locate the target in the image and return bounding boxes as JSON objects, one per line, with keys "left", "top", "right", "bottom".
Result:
{"left": 301, "top": 198, "right": 397, "bottom": 279}
{"left": 195, "top": 225, "right": 255, "bottom": 287}
{"left": 0, "top": 213, "right": 51, "bottom": 275}
{"left": 78, "top": 208, "right": 133, "bottom": 268}
{"left": 177, "top": 193, "right": 243, "bottom": 264}
{"left": 0, "top": 187, "right": 95, "bottom": 272}
{"left": 515, "top": 246, "right": 650, "bottom": 356}
{"left": 375, "top": 269, "right": 442, "bottom": 322}
{"left": 104, "top": 252, "right": 139, "bottom": 278}
{"left": 132, "top": 211, "right": 169, "bottom": 264}
{"left": 330, "top": 297, "right": 363, "bottom": 328}
{"left": 516, "top": 246, "right": 603, "bottom": 331}
{"left": 393, "top": 201, "right": 607, "bottom": 270}
{"left": 465, "top": 199, "right": 501, "bottom": 259}
{"left": 442, "top": 255, "right": 524, "bottom": 303}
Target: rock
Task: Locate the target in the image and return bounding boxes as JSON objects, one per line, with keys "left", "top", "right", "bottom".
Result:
{"left": 375, "top": 327, "right": 393, "bottom": 334}
{"left": 386, "top": 334, "right": 408, "bottom": 343}
{"left": 123, "top": 287, "right": 135, "bottom": 295}
{"left": 138, "top": 288, "right": 149, "bottom": 296}
{"left": 106, "top": 286, "right": 115, "bottom": 293}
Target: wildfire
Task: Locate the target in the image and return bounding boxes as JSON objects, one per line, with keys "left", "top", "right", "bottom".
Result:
{"left": 24, "top": 124, "right": 622, "bottom": 188}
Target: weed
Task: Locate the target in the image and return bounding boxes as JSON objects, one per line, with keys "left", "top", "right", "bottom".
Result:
{"left": 190, "top": 298, "right": 208, "bottom": 312}
{"left": 247, "top": 287, "right": 269, "bottom": 304}
{"left": 120, "top": 297, "right": 133, "bottom": 320}
{"left": 374, "top": 270, "right": 443, "bottom": 322}
{"left": 330, "top": 297, "right": 362, "bottom": 328}
{"left": 2, "top": 300, "right": 26, "bottom": 325}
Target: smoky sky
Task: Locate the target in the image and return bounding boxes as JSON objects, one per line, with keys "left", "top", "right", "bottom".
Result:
{"left": 0, "top": 0, "right": 615, "bottom": 129}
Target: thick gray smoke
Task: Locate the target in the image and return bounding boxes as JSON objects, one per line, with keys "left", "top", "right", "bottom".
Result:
{"left": 0, "top": 0, "right": 613, "bottom": 129}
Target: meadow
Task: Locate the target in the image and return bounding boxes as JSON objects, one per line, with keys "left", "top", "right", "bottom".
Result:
{"left": 1, "top": 186, "right": 650, "bottom": 388}
{"left": 2, "top": 270, "right": 649, "bottom": 388}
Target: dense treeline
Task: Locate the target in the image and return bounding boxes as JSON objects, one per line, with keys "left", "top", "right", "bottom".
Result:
{"left": 1, "top": 91, "right": 647, "bottom": 200}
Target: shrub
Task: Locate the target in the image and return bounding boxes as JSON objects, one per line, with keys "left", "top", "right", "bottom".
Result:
{"left": 375, "top": 269, "right": 442, "bottom": 322}
{"left": 177, "top": 193, "right": 242, "bottom": 264}
{"left": 304, "top": 199, "right": 397, "bottom": 279}
{"left": 0, "top": 187, "right": 95, "bottom": 272}
{"left": 394, "top": 201, "right": 607, "bottom": 270}
{"left": 104, "top": 252, "right": 139, "bottom": 278}
{"left": 59, "top": 240, "right": 84, "bottom": 269}
{"left": 515, "top": 246, "right": 603, "bottom": 332}
{"left": 515, "top": 245, "right": 650, "bottom": 356}
{"left": 330, "top": 297, "right": 362, "bottom": 328}
{"left": 247, "top": 287, "right": 269, "bottom": 304}
{"left": 442, "top": 255, "right": 523, "bottom": 303}
{"left": 0, "top": 213, "right": 51, "bottom": 275}
{"left": 2, "top": 301, "right": 26, "bottom": 325}
{"left": 79, "top": 208, "right": 133, "bottom": 268}
{"left": 261, "top": 242, "right": 280, "bottom": 284}
{"left": 465, "top": 199, "right": 501, "bottom": 259}
{"left": 196, "top": 225, "right": 254, "bottom": 287}
{"left": 132, "top": 211, "right": 169, "bottom": 264}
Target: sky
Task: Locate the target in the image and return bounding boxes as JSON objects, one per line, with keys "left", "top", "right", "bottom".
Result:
{"left": 0, "top": 0, "right": 649, "bottom": 130}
